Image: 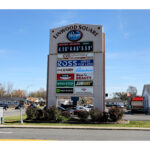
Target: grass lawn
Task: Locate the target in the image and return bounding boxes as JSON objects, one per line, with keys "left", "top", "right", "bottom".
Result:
{"left": 2, "top": 115, "right": 150, "bottom": 128}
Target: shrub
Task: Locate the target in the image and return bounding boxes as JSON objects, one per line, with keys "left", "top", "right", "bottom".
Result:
{"left": 77, "top": 110, "right": 89, "bottom": 122}
{"left": 46, "top": 106, "right": 66, "bottom": 122}
{"left": 26, "top": 106, "right": 38, "bottom": 120}
{"left": 101, "top": 112, "right": 109, "bottom": 122}
{"left": 109, "top": 107, "right": 124, "bottom": 122}
{"left": 46, "top": 106, "right": 57, "bottom": 120}
{"left": 61, "top": 111, "right": 71, "bottom": 118}
{"left": 89, "top": 108, "right": 103, "bottom": 122}
{"left": 35, "top": 109, "right": 46, "bottom": 120}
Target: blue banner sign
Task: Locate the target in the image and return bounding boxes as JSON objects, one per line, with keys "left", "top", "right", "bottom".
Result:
{"left": 57, "top": 60, "right": 94, "bottom": 67}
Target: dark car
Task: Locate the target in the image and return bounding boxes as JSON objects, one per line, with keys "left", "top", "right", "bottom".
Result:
{"left": 57, "top": 106, "right": 66, "bottom": 111}
{"left": 30, "top": 103, "right": 37, "bottom": 108}
{"left": 0, "top": 104, "right": 9, "bottom": 110}
{"left": 15, "top": 105, "right": 24, "bottom": 109}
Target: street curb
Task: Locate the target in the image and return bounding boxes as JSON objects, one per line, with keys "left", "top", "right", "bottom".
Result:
{"left": 1, "top": 125, "right": 150, "bottom": 131}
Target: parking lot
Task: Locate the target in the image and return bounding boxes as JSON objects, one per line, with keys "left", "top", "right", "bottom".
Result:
{"left": 3, "top": 109, "right": 26, "bottom": 117}
{"left": 123, "top": 111, "right": 150, "bottom": 121}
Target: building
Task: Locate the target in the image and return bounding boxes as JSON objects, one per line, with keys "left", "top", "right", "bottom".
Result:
{"left": 142, "top": 84, "right": 150, "bottom": 113}
{"left": 0, "top": 97, "right": 26, "bottom": 107}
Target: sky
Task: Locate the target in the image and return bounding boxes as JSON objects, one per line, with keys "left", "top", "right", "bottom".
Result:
{"left": 0, "top": 9, "right": 150, "bottom": 96}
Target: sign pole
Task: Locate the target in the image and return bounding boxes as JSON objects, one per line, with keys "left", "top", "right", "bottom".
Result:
{"left": 20, "top": 107, "right": 23, "bottom": 124}
{"left": 0, "top": 107, "right": 4, "bottom": 124}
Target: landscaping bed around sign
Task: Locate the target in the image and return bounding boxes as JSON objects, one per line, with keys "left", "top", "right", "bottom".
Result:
{"left": 25, "top": 106, "right": 125, "bottom": 123}
{"left": 3, "top": 106, "right": 150, "bottom": 128}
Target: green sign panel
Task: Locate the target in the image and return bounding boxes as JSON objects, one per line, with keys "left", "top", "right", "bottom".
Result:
{"left": 57, "top": 81, "right": 74, "bottom": 87}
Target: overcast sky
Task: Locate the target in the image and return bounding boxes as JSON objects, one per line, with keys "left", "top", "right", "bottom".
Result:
{"left": 0, "top": 10, "right": 150, "bottom": 96}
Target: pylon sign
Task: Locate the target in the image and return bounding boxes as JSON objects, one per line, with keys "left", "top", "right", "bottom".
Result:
{"left": 47, "top": 23, "right": 105, "bottom": 111}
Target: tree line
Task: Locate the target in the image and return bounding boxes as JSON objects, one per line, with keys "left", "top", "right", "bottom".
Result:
{"left": 0, "top": 82, "right": 46, "bottom": 99}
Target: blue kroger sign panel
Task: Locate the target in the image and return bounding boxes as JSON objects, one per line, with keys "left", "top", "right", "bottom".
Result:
{"left": 57, "top": 60, "right": 94, "bottom": 67}
{"left": 67, "top": 30, "right": 82, "bottom": 41}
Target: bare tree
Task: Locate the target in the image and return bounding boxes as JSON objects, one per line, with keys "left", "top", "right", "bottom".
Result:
{"left": 0, "top": 83, "right": 5, "bottom": 97}
{"left": 113, "top": 92, "right": 128, "bottom": 101}
{"left": 127, "top": 86, "right": 137, "bottom": 97}
{"left": 6, "top": 82, "right": 13, "bottom": 97}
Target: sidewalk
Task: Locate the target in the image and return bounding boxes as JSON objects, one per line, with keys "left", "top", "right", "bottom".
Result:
{"left": 1, "top": 124, "right": 150, "bottom": 131}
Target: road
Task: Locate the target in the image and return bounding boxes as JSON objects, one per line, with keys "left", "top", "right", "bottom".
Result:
{"left": 0, "top": 128, "right": 150, "bottom": 140}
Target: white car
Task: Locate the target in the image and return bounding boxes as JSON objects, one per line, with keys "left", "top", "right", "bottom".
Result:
{"left": 76, "top": 106, "right": 91, "bottom": 112}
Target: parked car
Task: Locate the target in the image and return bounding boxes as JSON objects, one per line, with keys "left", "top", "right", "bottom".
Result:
{"left": 0, "top": 104, "right": 9, "bottom": 110}
{"left": 117, "top": 104, "right": 124, "bottom": 108}
{"left": 58, "top": 106, "right": 66, "bottom": 111}
{"left": 15, "top": 105, "right": 24, "bottom": 109}
{"left": 106, "top": 103, "right": 113, "bottom": 107}
{"left": 76, "top": 106, "right": 90, "bottom": 112}
{"left": 57, "top": 106, "right": 75, "bottom": 115}
{"left": 66, "top": 108, "right": 74, "bottom": 115}
{"left": 30, "top": 103, "right": 37, "bottom": 108}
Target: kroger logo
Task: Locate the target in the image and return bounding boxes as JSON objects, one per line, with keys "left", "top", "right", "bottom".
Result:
{"left": 67, "top": 30, "right": 82, "bottom": 41}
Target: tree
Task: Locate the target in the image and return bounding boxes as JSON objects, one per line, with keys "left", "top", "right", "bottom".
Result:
{"left": 12, "top": 89, "right": 25, "bottom": 97}
{"left": 127, "top": 86, "right": 137, "bottom": 97}
{"left": 113, "top": 92, "right": 128, "bottom": 101}
{"left": 29, "top": 88, "right": 46, "bottom": 99}
{"left": 0, "top": 83, "right": 5, "bottom": 97}
{"left": 5, "top": 82, "right": 13, "bottom": 97}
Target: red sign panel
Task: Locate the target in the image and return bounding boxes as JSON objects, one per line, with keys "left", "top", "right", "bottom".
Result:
{"left": 131, "top": 97, "right": 143, "bottom": 101}
{"left": 57, "top": 74, "right": 74, "bottom": 80}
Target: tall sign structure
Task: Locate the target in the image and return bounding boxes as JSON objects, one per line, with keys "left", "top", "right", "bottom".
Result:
{"left": 47, "top": 23, "right": 105, "bottom": 111}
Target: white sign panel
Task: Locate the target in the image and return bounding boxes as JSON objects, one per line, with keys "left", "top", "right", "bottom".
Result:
{"left": 0, "top": 107, "right": 3, "bottom": 118}
{"left": 75, "top": 66, "right": 93, "bottom": 73}
{"left": 57, "top": 67, "right": 74, "bottom": 73}
{"left": 74, "top": 87, "right": 93, "bottom": 94}
{"left": 75, "top": 72, "right": 93, "bottom": 80}
{"left": 57, "top": 53, "right": 93, "bottom": 60}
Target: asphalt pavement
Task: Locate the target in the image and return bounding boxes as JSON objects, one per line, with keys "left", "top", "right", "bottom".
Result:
{"left": 0, "top": 128, "right": 150, "bottom": 140}
{"left": 3, "top": 109, "right": 26, "bottom": 117}
{"left": 123, "top": 113, "right": 150, "bottom": 121}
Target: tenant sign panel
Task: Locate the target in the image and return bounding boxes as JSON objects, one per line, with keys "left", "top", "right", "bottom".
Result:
{"left": 57, "top": 67, "right": 74, "bottom": 74}
{"left": 57, "top": 81, "right": 74, "bottom": 87}
{"left": 75, "top": 73, "right": 93, "bottom": 80}
{"left": 57, "top": 53, "right": 93, "bottom": 60}
{"left": 74, "top": 87, "right": 93, "bottom": 94}
{"left": 57, "top": 60, "right": 94, "bottom": 67}
{"left": 57, "top": 74, "right": 74, "bottom": 80}
{"left": 75, "top": 81, "right": 93, "bottom": 86}
{"left": 56, "top": 88, "right": 73, "bottom": 93}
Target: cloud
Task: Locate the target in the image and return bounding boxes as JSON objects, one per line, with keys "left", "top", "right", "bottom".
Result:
{"left": 51, "top": 11, "right": 77, "bottom": 28}
{"left": 117, "top": 12, "right": 130, "bottom": 39}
